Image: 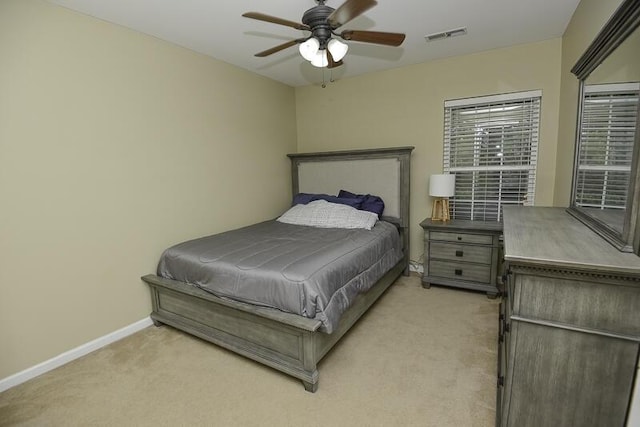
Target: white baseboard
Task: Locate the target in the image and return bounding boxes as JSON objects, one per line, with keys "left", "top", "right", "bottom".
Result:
{"left": 0, "top": 317, "right": 153, "bottom": 393}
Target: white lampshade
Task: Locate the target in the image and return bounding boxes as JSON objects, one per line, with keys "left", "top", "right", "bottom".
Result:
{"left": 299, "top": 38, "right": 320, "bottom": 61}
{"left": 327, "top": 38, "right": 348, "bottom": 62}
{"left": 429, "top": 174, "right": 456, "bottom": 197}
{"left": 310, "top": 49, "right": 328, "bottom": 68}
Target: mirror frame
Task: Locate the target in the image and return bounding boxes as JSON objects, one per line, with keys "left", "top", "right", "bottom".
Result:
{"left": 568, "top": 0, "right": 640, "bottom": 254}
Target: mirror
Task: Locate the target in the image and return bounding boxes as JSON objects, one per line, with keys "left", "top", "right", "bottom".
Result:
{"left": 568, "top": 0, "right": 640, "bottom": 254}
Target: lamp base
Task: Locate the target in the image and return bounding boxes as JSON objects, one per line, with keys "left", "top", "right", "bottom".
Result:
{"left": 431, "top": 198, "right": 450, "bottom": 221}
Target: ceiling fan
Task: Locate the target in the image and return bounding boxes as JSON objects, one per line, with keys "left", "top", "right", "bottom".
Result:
{"left": 242, "top": 0, "right": 406, "bottom": 69}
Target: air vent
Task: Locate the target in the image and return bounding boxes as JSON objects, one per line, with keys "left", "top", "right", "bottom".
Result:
{"left": 424, "top": 27, "right": 467, "bottom": 42}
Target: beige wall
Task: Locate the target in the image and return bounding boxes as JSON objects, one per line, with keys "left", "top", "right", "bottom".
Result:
{"left": 553, "top": 0, "right": 624, "bottom": 206}
{"left": 0, "top": 0, "right": 297, "bottom": 379}
{"left": 295, "top": 39, "right": 562, "bottom": 261}
{"left": 2, "top": 0, "right": 627, "bottom": 383}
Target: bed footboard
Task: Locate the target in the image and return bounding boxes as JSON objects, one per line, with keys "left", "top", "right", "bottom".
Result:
{"left": 141, "top": 260, "right": 403, "bottom": 392}
{"left": 143, "top": 274, "right": 322, "bottom": 391}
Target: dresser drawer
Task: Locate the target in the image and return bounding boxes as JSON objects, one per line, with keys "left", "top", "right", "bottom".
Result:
{"left": 428, "top": 260, "right": 492, "bottom": 283}
{"left": 430, "top": 231, "right": 494, "bottom": 245}
{"left": 429, "top": 241, "right": 493, "bottom": 264}
{"left": 514, "top": 272, "right": 640, "bottom": 336}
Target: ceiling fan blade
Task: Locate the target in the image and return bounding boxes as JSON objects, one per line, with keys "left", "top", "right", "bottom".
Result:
{"left": 254, "top": 39, "right": 304, "bottom": 57}
{"left": 327, "top": 0, "right": 378, "bottom": 28}
{"left": 242, "top": 12, "right": 310, "bottom": 31}
{"left": 326, "top": 49, "right": 344, "bottom": 69}
{"left": 340, "top": 30, "right": 406, "bottom": 46}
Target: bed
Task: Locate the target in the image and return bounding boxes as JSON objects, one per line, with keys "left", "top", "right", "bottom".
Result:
{"left": 141, "top": 146, "right": 414, "bottom": 392}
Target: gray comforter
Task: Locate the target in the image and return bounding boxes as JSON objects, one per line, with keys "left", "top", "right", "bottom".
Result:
{"left": 157, "top": 220, "right": 403, "bottom": 333}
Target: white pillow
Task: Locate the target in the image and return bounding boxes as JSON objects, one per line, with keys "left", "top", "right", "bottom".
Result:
{"left": 277, "top": 200, "right": 378, "bottom": 230}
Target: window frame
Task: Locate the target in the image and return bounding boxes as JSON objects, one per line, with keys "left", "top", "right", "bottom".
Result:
{"left": 443, "top": 90, "right": 542, "bottom": 222}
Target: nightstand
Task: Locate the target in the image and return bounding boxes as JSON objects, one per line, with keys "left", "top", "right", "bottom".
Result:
{"left": 420, "top": 218, "right": 503, "bottom": 298}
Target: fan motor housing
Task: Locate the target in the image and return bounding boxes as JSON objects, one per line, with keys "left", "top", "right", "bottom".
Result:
{"left": 302, "top": 5, "right": 335, "bottom": 45}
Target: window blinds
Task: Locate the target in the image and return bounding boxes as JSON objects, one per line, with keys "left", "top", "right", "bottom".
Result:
{"left": 443, "top": 91, "right": 541, "bottom": 221}
{"left": 575, "top": 83, "right": 639, "bottom": 210}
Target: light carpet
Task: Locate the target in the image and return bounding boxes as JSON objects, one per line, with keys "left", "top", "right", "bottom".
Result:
{"left": 0, "top": 275, "right": 499, "bottom": 427}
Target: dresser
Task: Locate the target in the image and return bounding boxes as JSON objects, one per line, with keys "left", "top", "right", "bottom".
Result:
{"left": 499, "top": 207, "right": 640, "bottom": 427}
{"left": 420, "top": 218, "right": 502, "bottom": 298}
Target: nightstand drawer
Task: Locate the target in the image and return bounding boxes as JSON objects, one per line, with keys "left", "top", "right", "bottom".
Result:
{"left": 430, "top": 231, "right": 494, "bottom": 245}
{"left": 429, "top": 260, "right": 492, "bottom": 283}
{"left": 430, "top": 241, "right": 493, "bottom": 264}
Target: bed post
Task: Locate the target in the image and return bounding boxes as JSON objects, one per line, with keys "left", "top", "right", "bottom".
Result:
{"left": 397, "top": 148, "right": 412, "bottom": 276}
{"left": 301, "top": 332, "right": 319, "bottom": 392}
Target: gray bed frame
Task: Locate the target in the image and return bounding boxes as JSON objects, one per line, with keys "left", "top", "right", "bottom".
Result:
{"left": 141, "top": 146, "right": 414, "bottom": 392}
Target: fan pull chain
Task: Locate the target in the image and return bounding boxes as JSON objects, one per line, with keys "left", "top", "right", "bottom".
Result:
{"left": 321, "top": 67, "right": 336, "bottom": 88}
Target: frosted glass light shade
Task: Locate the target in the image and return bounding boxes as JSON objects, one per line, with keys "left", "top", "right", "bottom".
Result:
{"left": 310, "top": 50, "right": 328, "bottom": 68}
{"left": 429, "top": 174, "right": 456, "bottom": 197}
{"left": 327, "top": 39, "right": 348, "bottom": 61}
{"left": 299, "top": 38, "right": 320, "bottom": 61}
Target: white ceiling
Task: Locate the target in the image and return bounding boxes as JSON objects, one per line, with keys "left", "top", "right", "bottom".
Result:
{"left": 47, "top": 0, "right": 582, "bottom": 87}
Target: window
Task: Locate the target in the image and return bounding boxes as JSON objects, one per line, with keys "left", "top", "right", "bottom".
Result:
{"left": 574, "top": 83, "right": 639, "bottom": 210}
{"left": 443, "top": 91, "right": 541, "bottom": 222}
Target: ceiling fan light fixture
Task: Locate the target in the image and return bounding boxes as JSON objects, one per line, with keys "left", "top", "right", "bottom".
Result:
{"left": 299, "top": 37, "right": 320, "bottom": 61}
{"left": 310, "top": 49, "right": 328, "bottom": 68}
{"left": 243, "top": 0, "right": 406, "bottom": 73}
{"left": 327, "top": 38, "right": 348, "bottom": 62}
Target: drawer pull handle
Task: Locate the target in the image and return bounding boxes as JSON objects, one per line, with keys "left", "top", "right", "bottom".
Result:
{"left": 497, "top": 376, "right": 504, "bottom": 387}
{"left": 455, "top": 269, "right": 463, "bottom": 276}
{"left": 455, "top": 250, "right": 464, "bottom": 257}
{"left": 457, "top": 236, "right": 462, "bottom": 241}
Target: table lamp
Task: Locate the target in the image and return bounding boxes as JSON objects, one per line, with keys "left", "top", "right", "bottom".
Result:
{"left": 429, "top": 174, "right": 455, "bottom": 221}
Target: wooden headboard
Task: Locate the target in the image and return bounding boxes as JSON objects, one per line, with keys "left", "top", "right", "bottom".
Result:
{"left": 287, "top": 146, "right": 414, "bottom": 274}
